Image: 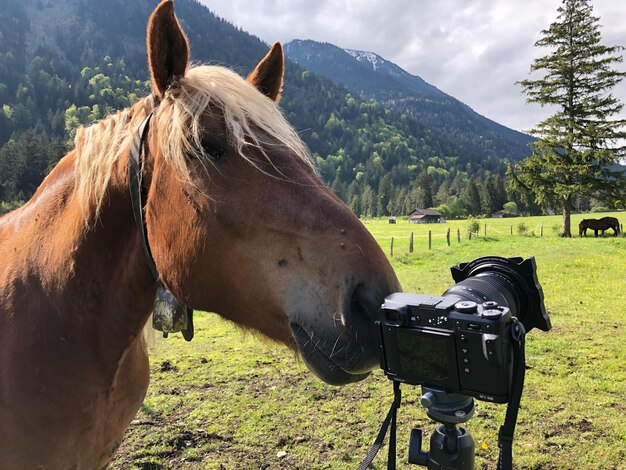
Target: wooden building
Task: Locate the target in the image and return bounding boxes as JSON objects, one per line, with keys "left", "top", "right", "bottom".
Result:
{"left": 409, "top": 209, "right": 445, "bottom": 224}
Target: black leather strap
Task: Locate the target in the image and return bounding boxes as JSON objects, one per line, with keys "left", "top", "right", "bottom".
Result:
{"left": 497, "top": 319, "right": 526, "bottom": 470}
{"left": 357, "top": 380, "right": 401, "bottom": 470}
{"left": 129, "top": 112, "right": 159, "bottom": 281}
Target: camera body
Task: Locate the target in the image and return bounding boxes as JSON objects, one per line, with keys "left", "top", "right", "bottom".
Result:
{"left": 378, "top": 293, "right": 514, "bottom": 403}
{"left": 376, "top": 256, "right": 550, "bottom": 404}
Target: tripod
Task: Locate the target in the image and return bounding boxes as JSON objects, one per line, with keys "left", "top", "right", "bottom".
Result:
{"left": 407, "top": 387, "right": 476, "bottom": 470}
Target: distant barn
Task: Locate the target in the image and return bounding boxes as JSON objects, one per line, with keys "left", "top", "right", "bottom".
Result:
{"left": 492, "top": 209, "right": 518, "bottom": 218}
{"left": 409, "top": 209, "right": 445, "bottom": 224}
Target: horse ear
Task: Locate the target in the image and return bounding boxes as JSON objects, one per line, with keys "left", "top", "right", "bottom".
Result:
{"left": 247, "top": 42, "right": 284, "bottom": 103}
{"left": 147, "top": 0, "right": 189, "bottom": 98}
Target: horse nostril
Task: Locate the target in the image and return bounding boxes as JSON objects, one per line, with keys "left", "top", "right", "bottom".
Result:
{"left": 349, "top": 284, "right": 380, "bottom": 323}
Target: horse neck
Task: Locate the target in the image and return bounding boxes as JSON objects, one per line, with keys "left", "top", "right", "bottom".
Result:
{"left": 7, "top": 146, "right": 157, "bottom": 366}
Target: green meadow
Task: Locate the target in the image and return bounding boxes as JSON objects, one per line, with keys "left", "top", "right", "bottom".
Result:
{"left": 111, "top": 213, "right": 626, "bottom": 470}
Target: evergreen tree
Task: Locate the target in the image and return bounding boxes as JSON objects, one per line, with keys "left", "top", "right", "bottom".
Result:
{"left": 331, "top": 173, "right": 345, "bottom": 200}
{"left": 360, "top": 185, "right": 376, "bottom": 218}
{"left": 513, "top": 0, "right": 626, "bottom": 236}
{"left": 392, "top": 187, "right": 409, "bottom": 215}
{"left": 462, "top": 179, "right": 482, "bottom": 216}
{"left": 378, "top": 174, "right": 392, "bottom": 216}
{"left": 480, "top": 176, "right": 498, "bottom": 216}
{"left": 435, "top": 179, "right": 451, "bottom": 205}
{"left": 449, "top": 173, "right": 465, "bottom": 197}
{"left": 416, "top": 169, "right": 433, "bottom": 208}
{"left": 0, "top": 130, "right": 65, "bottom": 201}
{"left": 494, "top": 174, "right": 508, "bottom": 211}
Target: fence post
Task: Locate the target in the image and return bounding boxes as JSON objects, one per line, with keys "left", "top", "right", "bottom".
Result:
{"left": 540, "top": 224, "right": 544, "bottom": 237}
{"left": 484, "top": 223, "right": 487, "bottom": 237}
{"left": 446, "top": 228, "right": 451, "bottom": 246}
{"left": 428, "top": 230, "right": 432, "bottom": 250}
{"left": 409, "top": 232, "right": 414, "bottom": 253}
{"left": 468, "top": 229, "right": 472, "bottom": 240}
{"left": 390, "top": 237, "right": 394, "bottom": 257}
{"left": 510, "top": 225, "right": 513, "bottom": 236}
{"left": 457, "top": 228, "right": 460, "bottom": 243}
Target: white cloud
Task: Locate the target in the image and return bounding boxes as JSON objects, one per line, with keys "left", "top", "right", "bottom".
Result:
{"left": 200, "top": 0, "right": 626, "bottom": 133}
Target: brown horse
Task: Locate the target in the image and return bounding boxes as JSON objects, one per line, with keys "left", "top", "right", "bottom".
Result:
{"left": 579, "top": 216, "right": 620, "bottom": 237}
{"left": 0, "top": 2, "right": 399, "bottom": 468}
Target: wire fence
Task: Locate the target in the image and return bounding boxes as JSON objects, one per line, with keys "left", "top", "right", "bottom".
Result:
{"left": 371, "top": 221, "right": 625, "bottom": 257}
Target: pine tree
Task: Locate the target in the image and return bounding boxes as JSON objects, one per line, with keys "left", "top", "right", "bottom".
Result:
{"left": 513, "top": 0, "right": 626, "bottom": 236}
{"left": 435, "top": 179, "right": 451, "bottom": 205}
{"left": 480, "top": 176, "right": 497, "bottom": 216}
{"left": 462, "top": 179, "right": 482, "bottom": 216}
{"left": 361, "top": 185, "right": 376, "bottom": 218}
{"left": 378, "top": 174, "right": 393, "bottom": 216}
{"left": 494, "top": 174, "right": 508, "bottom": 211}
{"left": 416, "top": 169, "right": 433, "bottom": 208}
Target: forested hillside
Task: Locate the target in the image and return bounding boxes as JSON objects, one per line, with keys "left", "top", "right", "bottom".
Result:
{"left": 0, "top": 0, "right": 544, "bottom": 218}
{"left": 285, "top": 40, "right": 535, "bottom": 162}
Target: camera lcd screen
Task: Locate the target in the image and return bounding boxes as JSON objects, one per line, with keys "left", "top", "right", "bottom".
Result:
{"left": 381, "top": 325, "right": 459, "bottom": 389}
{"left": 395, "top": 329, "right": 450, "bottom": 381}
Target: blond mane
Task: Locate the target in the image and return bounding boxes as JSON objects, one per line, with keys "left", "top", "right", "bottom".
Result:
{"left": 73, "top": 64, "right": 312, "bottom": 221}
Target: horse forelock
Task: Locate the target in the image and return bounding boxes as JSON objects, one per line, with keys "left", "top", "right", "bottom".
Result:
{"left": 155, "top": 65, "right": 313, "bottom": 181}
{"left": 72, "top": 64, "right": 313, "bottom": 224}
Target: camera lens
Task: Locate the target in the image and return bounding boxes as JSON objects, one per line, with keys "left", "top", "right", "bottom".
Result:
{"left": 444, "top": 273, "right": 520, "bottom": 318}
{"left": 447, "top": 256, "right": 551, "bottom": 333}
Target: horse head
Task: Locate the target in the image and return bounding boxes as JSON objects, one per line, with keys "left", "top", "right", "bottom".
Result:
{"left": 140, "top": 1, "right": 400, "bottom": 385}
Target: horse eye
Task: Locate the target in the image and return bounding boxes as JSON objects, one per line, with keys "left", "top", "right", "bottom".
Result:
{"left": 206, "top": 145, "right": 226, "bottom": 161}
{"left": 201, "top": 138, "right": 227, "bottom": 161}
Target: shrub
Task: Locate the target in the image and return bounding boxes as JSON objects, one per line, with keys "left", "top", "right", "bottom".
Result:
{"left": 467, "top": 216, "right": 480, "bottom": 234}
{"left": 503, "top": 201, "right": 518, "bottom": 214}
{"left": 517, "top": 222, "right": 528, "bottom": 236}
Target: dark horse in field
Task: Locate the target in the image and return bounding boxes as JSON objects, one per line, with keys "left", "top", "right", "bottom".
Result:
{"left": 579, "top": 217, "right": 621, "bottom": 237}
{"left": 0, "top": 1, "right": 400, "bottom": 468}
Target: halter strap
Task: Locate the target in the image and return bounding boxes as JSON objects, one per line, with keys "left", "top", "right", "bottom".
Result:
{"left": 129, "top": 112, "right": 159, "bottom": 280}
{"left": 128, "top": 111, "right": 195, "bottom": 342}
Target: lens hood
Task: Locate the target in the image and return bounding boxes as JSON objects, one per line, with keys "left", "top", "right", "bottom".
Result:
{"left": 450, "top": 256, "right": 551, "bottom": 333}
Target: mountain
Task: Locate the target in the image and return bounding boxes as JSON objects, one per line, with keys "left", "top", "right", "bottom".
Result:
{"left": 0, "top": 0, "right": 537, "bottom": 218}
{"left": 284, "top": 39, "right": 534, "bottom": 161}
{"left": 284, "top": 41, "right": 445, "bottom": 100}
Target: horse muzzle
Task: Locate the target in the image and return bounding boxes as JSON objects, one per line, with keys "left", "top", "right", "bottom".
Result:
{"left": 288, "top": 283, "right": 386, "bottom": 385}
{"left": 289, "top": 322, "right": 377, "bottom": 385}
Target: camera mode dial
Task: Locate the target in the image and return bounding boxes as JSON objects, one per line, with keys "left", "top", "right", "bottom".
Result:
{"left": 455, "top": 301, "right": 478, "bottom": 314}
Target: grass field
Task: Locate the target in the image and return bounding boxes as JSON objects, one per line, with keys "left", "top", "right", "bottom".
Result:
{"left": 110, "top": 212, "right": 626, "bottom": 470}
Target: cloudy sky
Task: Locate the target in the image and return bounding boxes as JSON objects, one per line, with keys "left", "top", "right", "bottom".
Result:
{"left": 198, "top": 0, "right": 626, "bottom": 134}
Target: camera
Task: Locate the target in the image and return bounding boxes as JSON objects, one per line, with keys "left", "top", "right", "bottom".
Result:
{"left": 360, "top": 256, "right": 551, "bottom": 470}
{"left": 377, "top": 256, "right": 551, "bottom": 403}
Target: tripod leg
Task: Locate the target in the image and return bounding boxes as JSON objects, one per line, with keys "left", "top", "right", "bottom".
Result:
{"left": 408, "top": 428, "right": 429, "bottom": 465}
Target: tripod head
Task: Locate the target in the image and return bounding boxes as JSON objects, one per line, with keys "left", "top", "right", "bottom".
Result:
{"left": 420, "top": 387, "right": 474, "bottom": 424}
{"left": 408, "top": 387, "right": 476, "bottom": 469}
